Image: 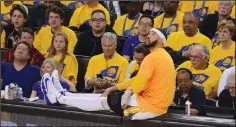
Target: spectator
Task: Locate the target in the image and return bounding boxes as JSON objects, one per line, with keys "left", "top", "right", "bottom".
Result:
{"left": 199, "top": 1, "right": 236, "bottom": 47}
{"left": 122, "top": 15, "right": 153, "bottom": 61}
{"left": 45, "top": 31, "right": 78, "bottom": 84}
{"left": 178, "top": 1, "right": 219, "bottom": 22}
{"left": 142, "top": 1, "right": 164, "bottom": 17}
{"left": 210, "top": 20, "right": 235, "bottom": 71}
{"left": 30, "top": 58, "right": 76, "bottom": 100}
{"left": 1, "top": 4, "right": 28, "bottom": 48}
{"left": 28, "top": 1, "right": 72, "bottom": 29}
{"left": 1, "top": 42, "right": 41, "bottom": 98}
{"left": 61, "top": 1, "right": 84, "bottom": 10}
{"left": 69, "top": 0, "right": 110, "bottom": 28}
{"left": 40, "top": 28, "right": 175, "bottom": 120}
{"left": 113, "top": 1, "right": 142, "bottom": 37}
{"left": 33, "top": 6, "right": 77, "bottom": 55}
{"left": 73, "top": 10, "right": 115, "bottom": 56}
{"left": 103, "top": 1, "right": 121, "bottom": 17}
{"left": 174, "top": 68, "right": 206, "bottom": 115}
{"left": 177, "top": 44, "right": 222, "bottom": 99}
{"left": 85, "top": 32, "right": 129, "bottom": 93}
{"left": 217, "top": 66, "right": 235, "bottom": 97}
{"left": 2, "top": 27, "right": 44, "bottom": 67}
{"left": 0, "top": 0, "right": 22, "bottom": 26}
{"left": 125, "top": 43, "right": 150, "bottom": 80}
{"left": 154, "top": 1, "right": 184, "bottom": 36}
{"left": 165, "top": 12, "right": 212, "bottom": 65}
{"left": 218, "top": 70, "right": 235, "bottom": 108}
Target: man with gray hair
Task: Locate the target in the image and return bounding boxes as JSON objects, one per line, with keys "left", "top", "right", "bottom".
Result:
{"left": 84, "top": 32, "right": 129, "bottom": 93}
{"left": 177, "top": 44, "right": 222, "bottom": 99}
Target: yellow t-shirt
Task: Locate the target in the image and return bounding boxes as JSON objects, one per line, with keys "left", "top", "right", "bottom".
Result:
{"left": 125, "top": 61, "right": 139, "bottom": 80}
{"left": 178, "top": 1, "right": 218, "bottom": 22}
{"left": 210, "top": 42, "right": 235, "bottom": 71}
{"left": 154, "top": 11, "right": 184, "bottom": 35}
{"left": 177, "top": 61, "right": 222, "bottom": 97}
{"left": 45, "top": 53, "right": 78, "bottom": 84}
{"left": 135, "top": 48, "right": 175, "bottom": 115}
{"left": 1, "top": 30, "right": 6, "bottom": 48}
{"left": 1, "top": 1, "right": 22, "bottom": 26}
{"left": 231, "top": 5, "right": 235, "bottom": 19}
{"left": 33, "top": 26, "right": 77, "bottom": 55}
{"left": 113, "top": 13, "right": 142, "bottom": 37}
{"left": 166, "top": 31, "right": 212, "bottom": 53}
{"left": 85, "top": 53, "right": 129, "bottom": 92}
{"left": 69, "top": 3, "right": 110, "bottom": 27}
{"left": 61, "top": 1, "right": 84, "bottom": 9}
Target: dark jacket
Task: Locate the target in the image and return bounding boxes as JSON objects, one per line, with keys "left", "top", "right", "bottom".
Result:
{"left": 28, "top": 3, "right": 73, "bottom": 31}
{"left": 218, "top": 89, "right": 235, "bottom": 109}
{"left": 199, "top": 11, "right": 236, "bottom": 41}
{"left": 73, "top": 25, "right": 116, "bottom": 57}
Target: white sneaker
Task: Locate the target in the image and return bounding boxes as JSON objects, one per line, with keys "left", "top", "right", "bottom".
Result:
{"left": 41, "top": 73, "right": 62, "bottom": 105}
{"left": 51, "top": 70, "right": 67, "bottom": 95}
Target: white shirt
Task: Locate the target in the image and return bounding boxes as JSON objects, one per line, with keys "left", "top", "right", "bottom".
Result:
{"left": 217, "top": 66, "right": 235, "bottom": 97}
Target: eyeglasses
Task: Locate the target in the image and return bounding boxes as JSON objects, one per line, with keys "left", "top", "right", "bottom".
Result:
{"left": 139, "top": 22, "right": 152, "bottom": 28}
{"left": 91, "top": 18, "right": 106, "bottom": 22}
{"left": 189, "top": 55, "right": 202, "bottom": 60}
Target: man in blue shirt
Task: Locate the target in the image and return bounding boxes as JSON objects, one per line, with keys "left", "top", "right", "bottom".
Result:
{"left": 173, "top": 68, "right": 206, "bottom": 115}
{"left": 1, "top": 42, "right": 41, "bottom": 98}
{"left": 122, "top": 15, "right": 153, "bottom": 61}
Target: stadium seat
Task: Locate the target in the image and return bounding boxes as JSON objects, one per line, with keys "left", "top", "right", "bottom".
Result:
{"left": 116, "top": 36, "right": 128, "bottom": 55}
{"left": 205, "top": 98, "right": 217, "bottom": 106}
{"left": 75, "top": 55, "right": 91, "bottom": 92}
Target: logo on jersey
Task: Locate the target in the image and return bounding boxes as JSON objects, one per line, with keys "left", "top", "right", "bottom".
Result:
{"left": 211, "top": 32, "right": 221, "bottom": 48}
{"left": 124, "top": 27, "right": 139, "bottom": 37}
{"left": 193, "top": 73, "right": 209, "bottom": 85}
{"left": 68, "top": 1, "right": 84, "bottom": 10}
{"left": 179, "top": 43, "right": 198, "bottom": 53}
{"left": 100, "top": 66, "right": 119, "bottom": 79}
{"left": 163, "top": 24, "right": 179, "bottom": 35}
{"left": 215, "top": 56, "right": 234, "bottom": 70}
{"left": 0, "top": 13, "right": 11, "bottom": 25}
{"left": 193, "top": 7, "right": 209, "bottom": 22}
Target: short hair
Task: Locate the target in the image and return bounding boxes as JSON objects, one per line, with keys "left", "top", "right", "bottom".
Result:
{"left": 19, "top": 27, "right": 34, "bottom": 39}
{"left": 217, "top": 20, "right": 236, "bottom": 36}
{"left": 101, "top": 32, "right": 117, "bottom": 45}
{"left": 40, "top": 58, "right": 60, "bottom": 76}
{"left": 189, "top": 44, "right": 210, "bottom": 58}
{"left": 46, "top": 6, "right": 65, "bottom": 20}
{"left": 10, "top": 4, "right": 28, "bottom": 18}
{"left": 13, "top": 41, "right": 32, "bottom": 58}
{"left": 134, "top": 43, "right": 150, "bottom": 56}
{"left": 184, "top": 12, "right": 198, "bottom": 21}
{"left": 139, "top": 15, "right": 154, "bottom": 27}
{"left": 177, "top": 68, "right": 193, "bottom": 80}
{"left": 91, "top": 9, "right": 106, "bottom": 18}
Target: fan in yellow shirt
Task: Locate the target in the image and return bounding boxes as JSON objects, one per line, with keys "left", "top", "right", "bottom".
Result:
{"left": 34, "top": 6, "right": 77, "bottom": 55}
{"left": 178, "top": 0, "right": 218, "bottom": 22}
{"left": 231, "top": 5, "right": 235, "bottom": 18}
{"left": 177, "top": 45, "right": 222, "bottom": 99}
{"left": 166, "top": 12, "right": 212, "bottom": 55}
{"left": 61, "top": 1, "right": 84, "bottom": 10}
{"left": 0, "top": 1, "right": 22, "bottom": 26}
{"left": 113, "top": 1, "right": 142, "bottom": 37}
{"left": 154, "top": 1, "right": 184, "bottom": 36}
{"left": 45, "top": 31, "right": 79, "bottom": 84}
{"left": 69, "top": 0, "right": 110, "bottom": 28}
{"left": 85, "top": 32, "right": 129, "bottom": 93}
{"left": 210, "top": 20, "right": 236, "bottom": 71}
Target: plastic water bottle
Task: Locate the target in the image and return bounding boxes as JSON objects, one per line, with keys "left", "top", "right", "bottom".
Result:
{"left": 185, "top": 100, "right": 191, "bottom": 116}
{"left": 18, "top": 88, "right": 23, "bottom": 100}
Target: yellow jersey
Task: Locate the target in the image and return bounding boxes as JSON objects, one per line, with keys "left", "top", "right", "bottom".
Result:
{"left": 1, "top": 30, "right": 6, "bottom": 48}
{"left": 154, "top": 11, "right": 184, "bottom": 36}
{"left": 69, "top": 3, "right": 110, "bottom": 27}
{"left": 178, "top": 1, "right": 218, "bottom": 22}
{"left": 210, "top": 42, "right": 235, "bottom": 71}
{"left": 231, "top": 5, "right": 235, "bottom": 19}
{"left": 45, "top": 53, "right": 78, "bottom": 84}
{"left": 61, "top": 1, "right": 84, "bottom": 9}
{"left": 166, "top": 31, "right": 212, "bottom": 53}
{"left": 113, "top": 13, "right": 142, "bottom": 37}
{"left": 125, "top": 61, "right": 139, "bottom": 80}
{"left": 1, "top": 1, "right": 22, "bottom": 26}
{"left": 85, "top": 53, "right": 129, "bottom": 92}
{"left": 21, "top": 1, "right": 41, "bottom": 5}
{"left": 177, "top": 61, "right": 222, "bottom": 97}
{"left": 33, "top": 26, "right": 77, "bottom": 55}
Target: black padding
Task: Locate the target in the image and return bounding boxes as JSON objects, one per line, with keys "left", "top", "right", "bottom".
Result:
{"left": 162, "top": 121, "right": 209, "bottom": 127}
{"left": 205, "top": 99, "right": 216, "bottom": 106}
{"left": 203, "top": 105, "right": 235, "bottom": 119}
{"left": 75, "top": 55, "right": 90, "bottom": 92}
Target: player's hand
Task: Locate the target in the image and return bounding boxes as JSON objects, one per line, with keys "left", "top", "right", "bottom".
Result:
{"left": 101, "top": 87, "right": 112, "bottom": 97}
